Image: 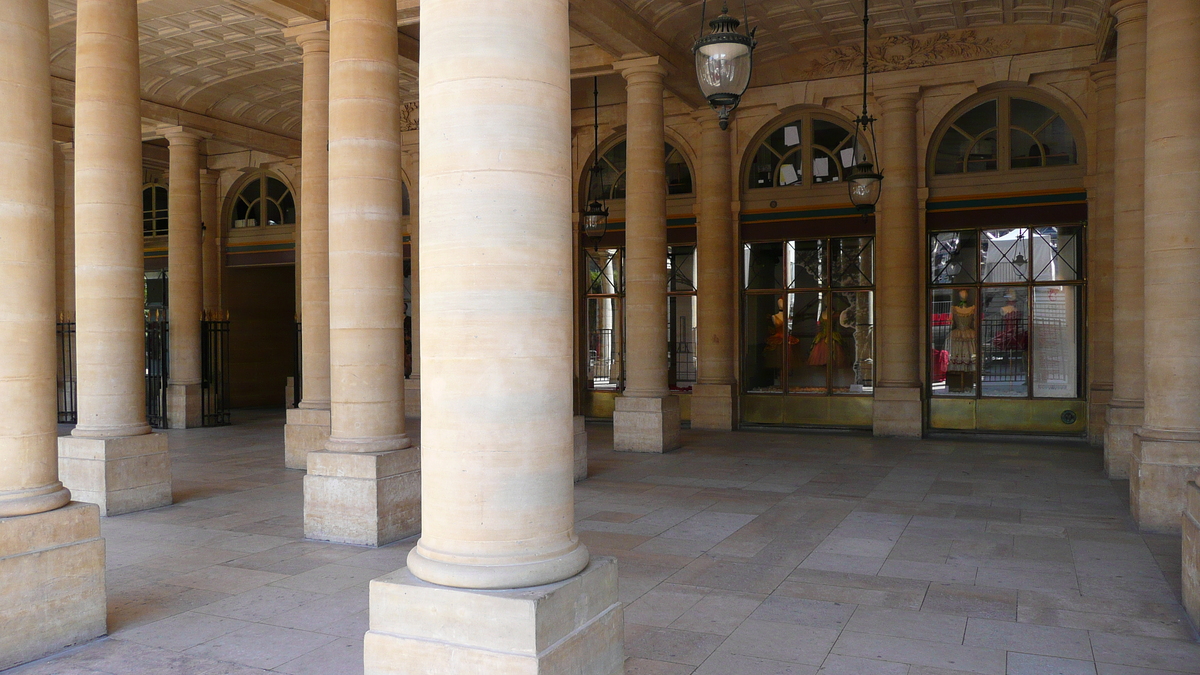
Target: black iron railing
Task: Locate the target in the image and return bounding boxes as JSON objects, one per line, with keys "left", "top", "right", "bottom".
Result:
{"left": 293, "top": 321, "right": 302, "bottom": 407}
{"left": 56, "top": 319, "right": 77, "bottom": 424}
{"left": 145, "top": 309, "right": 169, "bottom": 429}
{"left": 201, "top": 317, "right": 231, "bottom": 426}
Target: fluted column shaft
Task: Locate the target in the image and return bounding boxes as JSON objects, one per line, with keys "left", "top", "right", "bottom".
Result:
{"left": 619, "top": 60, "right": 669, "bottom": 399}
{"left": 54, "top": 143, "right": 76, "bottom": 316}
{"left": 295, "top": 26, "right": 331, "bottom": 409}
{"left": 1106, "top": 0, "right": 1148, "bottom": 476}
{"left": 695, "top": 117, "right": 734, "bottom": 387}
{"left": 72, "top": 0, "right": 149, "bottom": 438}
{"left": 0, "top": 0, "right": 71, "bottom": 517}
{"left": 406, "top": 0, "right": 588, "bottom": 589}
{"left": 200, "top": 170, "right": 220, "bottom": 313}
{"left": 165, "top": 130, "right": 203, "bottom": 388}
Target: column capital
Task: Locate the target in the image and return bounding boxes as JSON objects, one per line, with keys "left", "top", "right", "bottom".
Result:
{"left": 284, "top": 21, "right": 330, "bottom": 52}
{"left": 876, "top": 86, "right": 921, "bottom": 111}
{"left": 159, "top": 126, "right": 203, "bottom": 146}
{"left": 614, "top": 55, "right": 667, "bottom": 82}
{"left": 1111, "top": 0, "right": 1146, "bottom": 27}
{"left": 692, "top": 109, "right": 726, "bottom": 130}
{"left": 1090, "top": 61, "right": 1117, "bottom": 87}
{"left": 199, "top": 168, "right": 219, "bottom": 186}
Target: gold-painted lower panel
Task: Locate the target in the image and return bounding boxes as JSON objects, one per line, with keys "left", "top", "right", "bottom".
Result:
{"left": 678, "top": 392, "right": 691, "bottom": 422}
{"left": 930, "top": 398, "right": 976, "bottom": 430}
{"left": 583, "top": 390, "right": 692, "bottom": 422}
{"left": 741, "top": 394, "right": 871, "bottom": 428}
{"left": 930, "top": 397, "right": 1088, "bottom": 434}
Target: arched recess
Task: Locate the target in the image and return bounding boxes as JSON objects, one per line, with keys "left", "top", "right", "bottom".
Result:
{"left": 923, "top": 86, "right": 1089, "bottom": 435}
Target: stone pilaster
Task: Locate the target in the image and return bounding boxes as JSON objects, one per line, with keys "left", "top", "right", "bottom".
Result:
{"left": 403, "top": 149, "right": 420, "bottom": 417}
{"left": 200, "top": 170, "right": 221, "bottom": 313}
{"left": 164, "top": 127, "right": 204, "bottom": 429}
{"left": 1106, "top": 0, "right": 1148, "bottom": 478}
{"left": 612, "top": 55, "right": 680, "bottom": 453}
{"left": 872, "top": 88, "right": 923, "bottom": 438}
{"left": 60, "top": 0, "right": 170, "bottom": 516}
{"left": 691, "top": 114, "right": 737, "bottom": 431}
{"left": 1088, "top": 64, "right": 1117, "bottom": 447}
{"left": 365, "top": 0, "right": 621, "bottom": 666}
{"left": 1131, "top": 0, "right": 1200, "bottom": 533}
{"left": 283, "top": 22, "right": 332, "bottom": 470}
{"left": 54, "top": 142, "right": 75, "bottom": 317}
{"left": 0, "top": 0, "right": 106, "bottom": 667}
{"left": 303, "top": 0, "right": 417, "bottom": 546}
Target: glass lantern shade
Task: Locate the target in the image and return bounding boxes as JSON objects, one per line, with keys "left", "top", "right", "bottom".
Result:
{"left": 581, "top": 201, "right": 609, "bottom": 240}
{"left": 847, "top": 169, "right": 882, "bottom": 211}
{"left": 693, "top": 11, "right": 755, "bottom": 129}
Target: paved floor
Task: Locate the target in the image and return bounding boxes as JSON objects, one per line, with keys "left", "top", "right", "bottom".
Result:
{"left": 6, "top": 412, "right": 1200, "bottom": 674}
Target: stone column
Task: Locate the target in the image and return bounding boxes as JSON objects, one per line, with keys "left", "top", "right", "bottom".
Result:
{"left": 164, "top": 127, "right": 203, "bottom": 429}
{"left": 0, "top": 0, "right": 105, "bottom": 668}
{"left": 54, "top": 142, "right": 76, "bottom": 317}
{"left": 691, "top": 114, "right": 736, "bottom": 430}
{"left": 1131, "top": 0, "right": 1200, "bottom": 533}
{"left": 403, "top": 149, "right": 421, "bottom": 417}
{"left": 366, "top": 0, "right": 620, "bottom": 668}
{"left": 612, "top": 55, "right": 679, "bottom": 453}
{"left": 1088, "top": 64, "right": 1117, "bottom": 448}
{"left": 302, "top": 0, "right": 418, "bottom": 547}
{"left": 200, "top": 170, "right": 220, "bottom": 313}
{"left": 1106, "top": 0, "right": 1148, "bottom": 478}
{"left": 59, "top": 0, "right": 171, "bottom": 516}
{"left": 283, "top": 23, "right": 332, "bottom": 470}
{"left": 872, "top": 88, "right": 923, "bottom": 437}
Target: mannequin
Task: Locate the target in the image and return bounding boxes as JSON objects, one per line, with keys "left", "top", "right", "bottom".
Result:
{"left": 947, "top": 289, "right": 977, "bottom": 392}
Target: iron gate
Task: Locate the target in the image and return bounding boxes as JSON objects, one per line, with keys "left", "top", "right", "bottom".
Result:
{"left": 56, "top": 319, "right": 77, "bottom": 423}
{"left": 201, "top": 317, "right": 231, "bottom": 426}
{"left": 145, "top": 309, "right": 169, "bottom": 429}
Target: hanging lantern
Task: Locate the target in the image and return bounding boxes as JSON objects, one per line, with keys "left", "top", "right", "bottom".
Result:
{"left": 693, "top": 2, "right": 756, "bottom": 130}
{"left": 581, "top": 77, "right": 608, "bottom": 244}
{"left": 847, "top": 0, "right": 883, "bottom": 213}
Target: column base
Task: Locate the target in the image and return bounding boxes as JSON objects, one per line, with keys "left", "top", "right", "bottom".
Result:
{"left": 1105, "top": 399, "right": 1143, "bottom": 479}
{"left": 365, "top": 557, "right": 623, "bottom": 675}
{"left": 284, "top": 407, "right": 331, "bottom": 470}
{"left": 690, "top": 383, "right": 734, "bottom": 431}
{"left": 0, "top": 502, "right": 107, "bottom": 671}
{"left": 1088, "top": 384, "right": 1113, "bottom": 448}
{"left": 1183, "top": 482, "right": 1200, "bottom": 626}
{"left": 405, "top": 378, "right": 420, "bottom": 417}
{"left": 574, "top": 415, "right": 587, "bottom": 482}
{"left": 58, "top": 433, "right": 172, "bottom": 516}
{"left": 167, "top": 382, "right": 203, "bottom": 429}
{"left": 613, "top": 394, "right": 680, "bottom": 453}
{"left": 303, "top": 448, "right": 420, "bottom": 547}
{"left": 1130, "top": 427, "right": 1200, "bottom": 533}
{"left": 872, "top": 385, "right": 923, "bottom": 438}
{"left": 285, "top": 376, "right": 297, "bottom": 408}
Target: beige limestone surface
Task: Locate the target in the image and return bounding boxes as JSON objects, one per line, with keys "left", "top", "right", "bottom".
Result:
{"left": 1131, "top": 0, "right": 1200, "bottom": 534}
{"left": 12, "top": 413, "right": 1200, "bottom": 675}
{"left": 402, "top": 150, "right": 420, "bottom": 418}
{"left": 165, "top": 128, "right": 204, "bottom": 430}
{"left": 200, "top": 170, "right": 221, "bottom": 314}
{"left": 1087, "top": 64, "right": 1116, "bottom": 449}
{"left": 1106, "top": 0, "right": 1148, "bottom": 479}
{"left": 54, "top": 143, "right": 76, "bottom": 317}
{"left": 872, "top": 89, "right": 923, "bottom": 439}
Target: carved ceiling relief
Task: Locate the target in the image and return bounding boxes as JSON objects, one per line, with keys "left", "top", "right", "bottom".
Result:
{"left": 802, "top": 31, "right": 1013, "bottom": 79}
{"left": 399, "top": 102, "right": 419, "bottom": 132}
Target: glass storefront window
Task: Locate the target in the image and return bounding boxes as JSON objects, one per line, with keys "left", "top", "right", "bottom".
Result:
{"left": 743, "top": 237, "right": 874, "bottom": 396}
{"left": 668, "top": 246, "right": 697, "bottom": 391}
{"left": 929, "top": 226, "right": 1083, "bottom": 400}
{"left": 585, "top": 248, "right": 623, "bottom": 391}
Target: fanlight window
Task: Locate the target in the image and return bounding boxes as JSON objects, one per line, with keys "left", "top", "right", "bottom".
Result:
{"left": 748, "top": 115, "right": 863, "bottom": 190}
{"left": 231, "top": 174, "right": 296, "bottom": 229}
{"left": 142, "top": 184, "right": 168, "bottom": 237}
{"left": 935, "top": 95, "right": 1077, "bottom": 175}
{"left": 590, "top": 141, "right": 693, "bottom": 200}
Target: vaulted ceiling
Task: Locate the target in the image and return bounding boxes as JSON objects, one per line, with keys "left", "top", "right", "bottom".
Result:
{"left": 43, "top": 0, "right": 1112, "bottom": 151}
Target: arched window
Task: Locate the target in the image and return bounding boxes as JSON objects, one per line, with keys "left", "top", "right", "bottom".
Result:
{"left": 934, "top": 94, "right": 1078, "bottom": 175}
{"left": 142, "top": 184, "right": 168, "bottom": 236}
{"left": 589, "top": 141, "right": 693, "bottom": 199}
{"left": 230, "top": 173, "right": 296, "bottom": 229}
{"left": 747, "top": 114, "right": 863, "bottom": 190}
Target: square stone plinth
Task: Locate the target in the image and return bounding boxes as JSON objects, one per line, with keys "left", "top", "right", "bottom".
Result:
{"left": 365, "top": 556, "right": 623, "bottom": 675}
{"left": 873, "top": 385, "right": 923, "bottom": 438}
{"left": 167, "top": 382, "right": 202, "bottom": 429}
{"left": 1130, "top": 431, "right": 1200, "bottom": 533}
{"left": 58, "top": 433, "right": 172, "bottom": 516}
{"left": 0, "top": 502, "right": 106, "bottom": 671}
{"left": 405, "top": 378, "right": 420, "bottom": 418}
{"left": 614, "top": 395, "right": 680, "bottom": 454}
{"left": 284, "top": 407, "right": 332, "bottom": 470}
{"left": 1184, "top": 481, "right": 1200, "bottom": 626}
{"left": 1105, "top": 401, "right": 1143, "bottom": 479}
{"left": 304, "top": 447, "right": 420, "bottom": 547}
{"left": 690, "top": 383, "right": 734, "bottom": 431}
{"left": 574, "top": 415, "right": 587, "bottom": 482}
